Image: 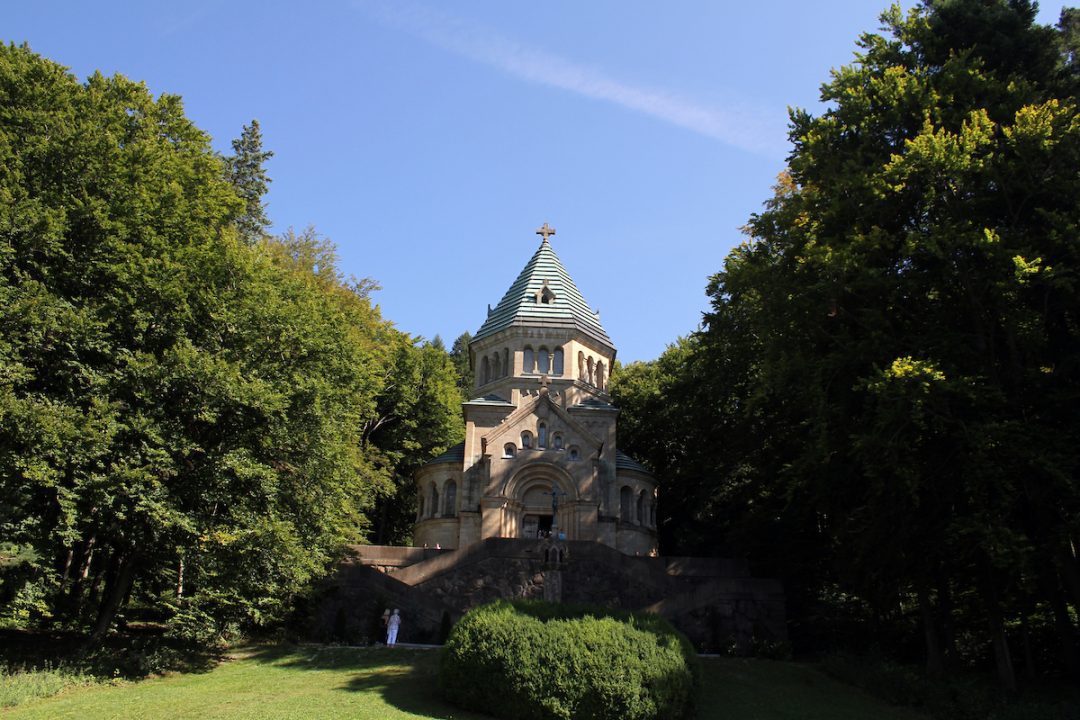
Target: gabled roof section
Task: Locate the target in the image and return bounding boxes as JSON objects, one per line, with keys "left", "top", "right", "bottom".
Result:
{"left": 483, "top": 393, "right": 603, "bottom": 451}
{"left": 474, "top": 237, "right": 613, "bottom": 348}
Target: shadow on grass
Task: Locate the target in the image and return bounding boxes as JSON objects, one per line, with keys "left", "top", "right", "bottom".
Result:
{"left": 0, "top": 628, "right": 220, "bottom": 679}
{"left": 245, "top": 644, "right": 496, "bottom": 719}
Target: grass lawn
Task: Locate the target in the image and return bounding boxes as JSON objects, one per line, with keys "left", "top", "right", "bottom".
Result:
{"left": 699, "top": 657, "right": 926, "bottom": 720}
{"left": 4, "top": 645, "right": 927, "bottom": 720}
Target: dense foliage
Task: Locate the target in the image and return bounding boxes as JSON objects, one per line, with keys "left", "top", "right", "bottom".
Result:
{"left": 0, "top": 44, "right": 460, "bottom": 642}
{"left": 440, "top": 600, "right": 698, "bottom": 720}
{"left": 612, "top": 0, "right": 1080, "bottom": 692}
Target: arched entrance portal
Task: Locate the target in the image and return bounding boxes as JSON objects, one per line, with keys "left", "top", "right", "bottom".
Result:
{"left": 505, "top": 465, "right": 577, "bottom": 541}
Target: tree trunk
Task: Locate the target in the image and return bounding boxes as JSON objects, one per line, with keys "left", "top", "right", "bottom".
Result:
{"left": 78, "top": 540, "right": 95, "bottom": 580}
{"left": 84, "top": 555, "right": 105, "bottom": 617}
{"left": 982, "top": 574, "right": 1017, "bottom": 692}
{"left": 58, "top": 547, "right": 74, "bottom": 588}
{"left": 918, "top": 583, "right": 945, "bottom": 677}
{"left": 1058, "top": 548, "right": 1080, "bottom": 609}
{"left": 1019, "top": 612, "right": 1036, "bottom": 681}
{"left": 1045, "top": 574, "right": 1079, "bottom": 677}
{"left": 90, "top": 552, "right": 136, "bottom": 643}
{"left": 61, "top": 537, "right": 95, "bottom": 621}
{"left": 937, "top": 572, "right": 957, "bottom": 663}
{"left": 176, "top": 558, "right": 184, "bottom": 599}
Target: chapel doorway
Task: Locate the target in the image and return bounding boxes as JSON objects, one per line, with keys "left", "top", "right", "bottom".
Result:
{"left": 522, "top": 514, "right": 553, "bottom": 539}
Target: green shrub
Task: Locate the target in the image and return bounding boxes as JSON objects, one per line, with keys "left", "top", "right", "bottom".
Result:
{"left": 439, "top": 600, "right": 698, "bottom": 720}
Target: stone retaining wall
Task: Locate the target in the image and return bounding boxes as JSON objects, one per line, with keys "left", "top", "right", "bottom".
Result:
{"left": 310, "top": 538, "right": 785, "bottom": 652}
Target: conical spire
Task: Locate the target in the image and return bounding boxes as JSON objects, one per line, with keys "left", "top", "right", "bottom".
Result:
{"left": 474, "top": 234, "right": 612, "bottom": 348}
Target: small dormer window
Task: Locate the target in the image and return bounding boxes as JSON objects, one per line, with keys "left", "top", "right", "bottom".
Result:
{"left": 537, "top": 422, "right": 548, "bottom": 449}
{"left": 521, "top": 431, "right": 533, "bottom": 449}
{"left": 503, "top": 443, "right": 516, "bottom": 458}
{"left": 553, "top": 433, "right": 563, "bottom": 450}
{"left": 540, "top": 286, "right": 556, "bottom": 304}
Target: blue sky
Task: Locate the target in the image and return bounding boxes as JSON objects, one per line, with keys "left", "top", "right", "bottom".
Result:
{"left": 4, "top": 1, "right": 1071, "bottom": 362}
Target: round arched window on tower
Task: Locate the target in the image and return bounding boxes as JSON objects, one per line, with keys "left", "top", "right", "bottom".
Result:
{"left": 445, "top": 480, "right": 457, "bottom": 517}
{"left": 523, "top": 347, "right": 535, "bottom": 374}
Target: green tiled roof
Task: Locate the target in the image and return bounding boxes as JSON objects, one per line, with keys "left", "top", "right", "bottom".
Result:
{"left": 569, "top": 398, "right": 615, "bottom": 410}
{"left": 464, "top": 393, "right": 515, "bottom": 407}
{"left": 474, "top": 238, "right": 612, "bottom": 348}
{"left": 616, "top": 450, "right": 652, "bottom": 475}
{"left": 423, "top": 442, "right": 464, "bottom": 467}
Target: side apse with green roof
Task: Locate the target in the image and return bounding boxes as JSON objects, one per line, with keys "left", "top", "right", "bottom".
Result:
{"left": 473, "top": 236, "right": 613, "bottom": 351}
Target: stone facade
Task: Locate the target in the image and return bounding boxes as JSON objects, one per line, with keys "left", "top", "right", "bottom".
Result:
{"left": 414, "top": 229, "right": 658, "bottom": 555}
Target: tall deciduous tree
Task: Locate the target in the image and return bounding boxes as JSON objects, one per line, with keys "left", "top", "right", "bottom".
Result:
{"left": 365, "top": 337, "right": 464, "bottom": 545}
{"left": 0, "top": 45, "right": 459, "bottom": 643}
{"left": 616, "top": 1, "right": 1080, "bottom": 688}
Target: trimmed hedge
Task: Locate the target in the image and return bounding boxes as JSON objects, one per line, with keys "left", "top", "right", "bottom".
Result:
{"left": 439, "top": 600, "right": 699, "bottom": 720}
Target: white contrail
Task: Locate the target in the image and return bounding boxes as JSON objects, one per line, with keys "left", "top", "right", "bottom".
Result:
{"left": 356, "top": 1, "right": 785, "bottom": 156}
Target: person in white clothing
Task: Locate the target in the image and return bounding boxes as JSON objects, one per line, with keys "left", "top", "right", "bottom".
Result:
{"left": 386, "top": 608, "right": 401, "bottom": 647}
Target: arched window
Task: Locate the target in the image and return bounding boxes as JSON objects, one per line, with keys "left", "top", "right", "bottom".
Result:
{"left": 553, "top": 348, "right": 564, "bottom": 376}
{"left": 587, "top": 357, "right": 595, "bottom": 385}
{"left": 620, "top": 486, "right": 633, "bottom": 522}
{"left": 492, "top": 353, "right": 501, "bottom": 379}
{"left": 418, "top": 495, "right": 425, "bottom": 520}
{"left": 568, "top": 446, "right": 579, "bottom": 460}
{"left": 596, "top": 361, "right": 605, "bottom": 391}
{"left": 521, "top": 431, "right": 533, "bottom": 449}
{"left": 523, "top": 347, "right": 535, "bottom": 374}
{"left": 503, "top": 443, "right": 516, "bottom": 458}
{"left": 430, "top": 482, "right": 439, "bottom": 518}
{"left": 553, "top": 433, "right": 563, "bottom": 450}
{"left": 481, "top": 356, "right": 490, "bottom": 385}
{"left": 637, "top": 490, "right": 645, "bottom": 524}
{"left": 537, "top": 422, "right": 547, "bottom": 448}
{"left": 538, "top": 347, "right": 550, "bottom": 374}
{"left": 503, "top": 348, "right": 509, "bottom": 377}
{"left": 445, "top": 480, "right": 457, "bottom": 517}
{"left": 578, "top": 351, "right": 585, "bottom": 380}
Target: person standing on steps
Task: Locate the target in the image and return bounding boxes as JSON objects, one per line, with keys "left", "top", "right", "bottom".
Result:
{"left": 387, "top": 608, "right": 401, "bottom": 647}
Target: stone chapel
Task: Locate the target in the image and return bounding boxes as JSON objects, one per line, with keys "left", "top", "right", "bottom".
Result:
{"left": 312, "top": 225, "right": 786, "bottom": 649}
{"left": 413, "top": 224, "right": 659, "bottom": 555}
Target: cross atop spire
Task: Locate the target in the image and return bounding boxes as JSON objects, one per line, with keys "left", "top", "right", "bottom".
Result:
{"left": 535, "top": 222, "right": 556, "bottom": 243}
